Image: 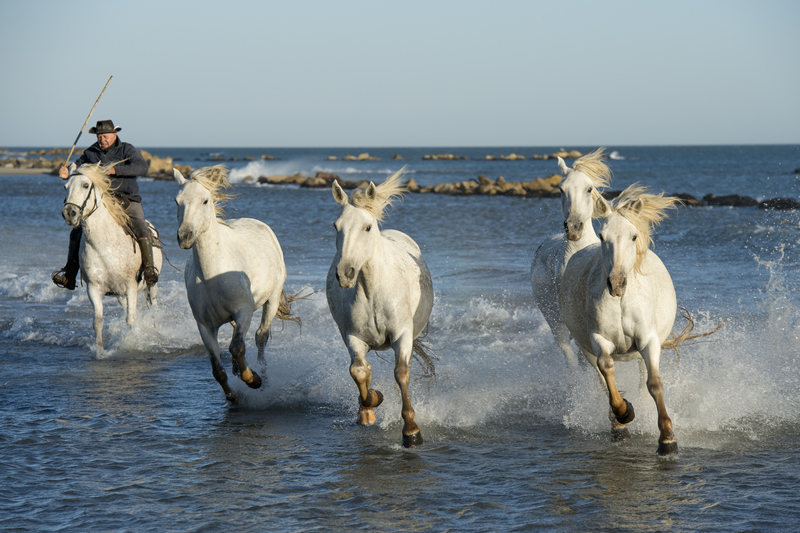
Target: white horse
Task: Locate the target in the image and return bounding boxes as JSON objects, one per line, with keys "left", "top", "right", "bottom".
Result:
{"left": 61, "top": 162, "right": 162, "bottom": 353}
{"left": 174, "top": 165, "right": 294, "bottom": 403}
{"left": 559, "top": 184, "right": 681, "bottom": 455}
{"left": 326, "top": 169, "right": 434, "bottom": 448}
{"left": 531, "top": 148, "right": 610, "bottom": 367}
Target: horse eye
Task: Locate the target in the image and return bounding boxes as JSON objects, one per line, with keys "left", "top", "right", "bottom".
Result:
{"left": 587, "top": 187, "right": 593, "bottom": 193}
{"left": 83, "top": 183, "right": 89, "bottom": 189}
{"left": 203, "top": 199, "right": 209, "bottom": 205}
{"left": 365, "top": 225, "right": 372, "bottom": 232}
{"left": 632, "top": 235, "right": 638, "bottom": 242}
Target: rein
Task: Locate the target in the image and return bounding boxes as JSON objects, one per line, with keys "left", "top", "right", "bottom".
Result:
{"left": 65, "top": 181, "right": 100, "bottom": 220}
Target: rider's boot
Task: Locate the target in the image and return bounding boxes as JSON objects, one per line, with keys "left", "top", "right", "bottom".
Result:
{"left": 138, "top": 237, "right": 159, "bottom": 287}
{"left": 52, "top": 229, "right": 81, "bottom": 290}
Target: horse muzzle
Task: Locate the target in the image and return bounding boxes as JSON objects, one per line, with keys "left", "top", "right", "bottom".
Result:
{"left": 564, "top": 219, "right": 583, "bottom": 241}
{"left": 61, "top": 204, "right": 81, "bottom": 227}
{"left": 177, "top": 228, "right": 195, "bottom": 249}
{"left": 607, "top": 272, "right": 627, "bottom": 297}
{"left": 336, "top": 265, "right": 357, "bottom": 289}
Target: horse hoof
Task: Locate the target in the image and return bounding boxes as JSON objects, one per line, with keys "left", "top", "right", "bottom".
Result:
{"left": 402, "top": 431, "right": 423, "bottom": 448}
{"left": 611, "top": 427, "right": 631, "bottom": 442}
{"left": 366, "top": 388, "right": 384, "bottom": 408}
{"left": 245, "top": 370, "right": 262, "bottom": 389}
{"left": 657, "top": 440, "right": 678, "bottom": 456}
{"left": 615, "top": 399, "right": 635, "bottom": 425}
{"left": 357, "top": 407, "right": 376, "bottom": 426}
{"left": 225, "top": 392, "right": 238, "bottom": 404}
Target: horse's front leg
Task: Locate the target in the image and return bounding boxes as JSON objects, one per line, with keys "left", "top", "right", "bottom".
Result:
{"left": 124, "top": 284, "right": 138, "bottom": 327}
{"left": 230, "top": 308, "right": 262, "bottom": 389}
{"left": 582, "top": 347, "right": 631, "bottom": 439}
{"left": 591, "top": 334, "right": 635, "bottom": 430}
{"left": 87, "top": 284, "right": 105, "bottom": 353}
{"left": 347, "top": 336, "right": 383, "bottom": 426}
{"left": 640, "top": 339, "right": 677, "bottom": 455}
{"left": 394, "top": 332, "right": 422, "bottom": 448}
{"left": 198, "top": 323, "right": 237, "bottom": 403}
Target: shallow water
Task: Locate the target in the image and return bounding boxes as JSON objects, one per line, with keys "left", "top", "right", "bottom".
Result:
{"left": 1, "top": 145, "right": 799, "bottom": 531}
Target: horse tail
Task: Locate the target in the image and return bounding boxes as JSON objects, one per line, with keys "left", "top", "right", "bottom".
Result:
{"left": 662, "top": 307, "right": 726, "bottom": 359}
{"left": 275, "top": 286, "right": 321, "bottom": 331}
{"left": 412, "top": 325, "right": 438, "bottom": 380}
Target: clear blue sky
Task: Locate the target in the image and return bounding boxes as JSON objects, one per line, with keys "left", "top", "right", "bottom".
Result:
{"left": 2, "top": 0, "right": 798, "bottom": 147}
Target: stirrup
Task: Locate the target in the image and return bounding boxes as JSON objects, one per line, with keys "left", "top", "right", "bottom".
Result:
{"left": 51, "top": 269, "right": 76, "bottom": 290}
{"left": 143, "top": 266, "right": 159, "bottom": 286}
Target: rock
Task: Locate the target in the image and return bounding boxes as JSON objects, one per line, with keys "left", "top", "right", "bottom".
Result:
{"left": 327, "top": 156, "right": 338, "bottom": 161}
{"left": 392, "top": 154, "right": 404, "bottom": 160}
{"left": 357, "top": 152, "right": 379, "bottom": 161}
{"left": 140, "top": 150, "right": 173, "bottom": 178}
{"left": 477, "top": 175, "right": 494, "bottom": 186}
{"left": 315, "top": 171, "right": 340, "bottom": 184}
{"left": 499, "top": 153, "right": 526, "bottom": 161}
{"left": 672, "top": 193, "right": 703, "bottom": 206}
{"left": 261, "top": 155, "right": 275, "bottom": 160}
{"left": 759, "top": 198, "right": 800, "bottom": 210}
{"left": 703, "top": 194, "right": 758, "bottom": 207}
{"left": 406, "top": 177, "right": 420, "bottom": 192}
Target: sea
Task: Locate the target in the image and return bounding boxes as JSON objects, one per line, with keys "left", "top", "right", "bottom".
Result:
{"left": 1, "top": 145, "right": 799, "bottom": 532}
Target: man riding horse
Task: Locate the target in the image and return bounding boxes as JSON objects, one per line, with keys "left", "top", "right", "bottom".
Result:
{"left": 52, "top": 119, "right": 158, "bottom": 290}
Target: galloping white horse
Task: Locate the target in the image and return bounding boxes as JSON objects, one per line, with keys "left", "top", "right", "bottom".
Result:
{"left": 174, "top": 165, "right": 293, "bottom": 403}
{"left": 559, "top": 184, "right": 681, "bottom": 455}
{"left": 531, "top": 148, "right": 610, "bottom": 367}
{"left": 326, "top": 169, "right": 434, "bottom": 447}
{"left": 61, "top": 162, "right": 162, "bottom": 352}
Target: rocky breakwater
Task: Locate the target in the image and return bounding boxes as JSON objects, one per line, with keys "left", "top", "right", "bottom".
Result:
{"left": 0, "top": 148, "right": 190, "bottom": 179}
{"left": 257, "top": 171, "right": 564, "bottom": 198}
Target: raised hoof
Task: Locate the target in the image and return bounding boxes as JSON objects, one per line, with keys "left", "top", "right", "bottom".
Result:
{"left": 657, "top": 440, "right": 678, "bottom": 456}
{"left": 402, "top": 431, "right": 423, "bottom": 448}
{"left": 611, "top": 426, "right": 631, "bottom": 442}
{"left": 615, "top": 399, "right": 635, "bottom": 425}
{"left": 357, "top": 407, "right": 376, "bottom": 426}
{"left": 244, "top": 370, "right": 262, "bottom": 389}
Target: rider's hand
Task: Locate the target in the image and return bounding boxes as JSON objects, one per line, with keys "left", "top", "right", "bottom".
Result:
{"left": 59, "top": 166, "right": 69, "bottom": 180}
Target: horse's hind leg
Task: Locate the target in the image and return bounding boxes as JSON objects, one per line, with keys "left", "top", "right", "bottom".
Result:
{"left": 394, "top": 333, "right": 422, "bottom": 447}
{"left": 347, "top": 337, "right": 383, "bottom": 426}
{"left": 255, "top": 292, "right": 281, "bottom": 364}
{"left": 199, "top": 324, "right": 237, "bottom": 403}
{"left": 230, "top": 309, "right": 262, "bottom": 389}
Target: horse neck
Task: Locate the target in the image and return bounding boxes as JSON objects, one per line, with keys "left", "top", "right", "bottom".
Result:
{"left": 80, "top": 196, "right": 127, "bottom": 245}
{"left": 564, "top": 219, "right": 599, "bottom": 259}
{"left": 191, "top": 218, "right": 227, "bottom": 274}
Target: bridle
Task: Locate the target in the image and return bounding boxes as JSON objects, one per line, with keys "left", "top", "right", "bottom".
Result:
{"left": 64, "top": 177, "right": 100, "bottom": 220}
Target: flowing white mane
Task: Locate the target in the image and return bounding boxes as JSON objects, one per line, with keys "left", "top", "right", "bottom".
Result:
{"left": 349, "top": 168, "right": 407, "bottom": 222}
{"left": 188, "top": 164, "right": 234, "bottom": 219}
{"left": 77, "top": 162, "right": 131, "bottom": 229}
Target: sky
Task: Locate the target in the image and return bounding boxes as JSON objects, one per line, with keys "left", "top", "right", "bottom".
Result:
{"left": 2, "top": 0, "right": 798, "bottom": 148}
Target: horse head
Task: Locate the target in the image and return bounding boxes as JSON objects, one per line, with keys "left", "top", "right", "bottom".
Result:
{"left": 596, "top": 184, "right": 680, "bottom": 297}
{"left": 174, "top": 165, "right": 230, "bottom": 249}
{"left": 62, "top": 162, "right": 123, "bottom": 227}
{"left": 330, "top": 168, "right": 407, "bottom": 289}
{"left": 558, "top": 148, "right": 610, "bottom": 242}
{"left": 331, "top": 181, "right": 382, "bottom": 289}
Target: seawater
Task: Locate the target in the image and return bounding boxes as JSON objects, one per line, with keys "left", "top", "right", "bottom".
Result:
{"left": 1, "top": 145, "right": 799, "bottom": 531}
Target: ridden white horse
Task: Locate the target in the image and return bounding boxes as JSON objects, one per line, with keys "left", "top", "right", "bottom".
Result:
{"left": 61, "top": 162, "right": 162, "bottom": 353}
{"left": 559, "top": 184, "right": 681, "bottom": 455}
{"left": 531, "top": 148, "right": 610, "bottom": 367}
{"left": 174, "top": 165, "right": 293, "bottom": 403}
{"left": 326, "top": 169, "right": 435, "bottom": 447}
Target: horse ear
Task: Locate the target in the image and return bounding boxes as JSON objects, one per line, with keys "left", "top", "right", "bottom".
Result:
{"left": 557, "top": 156, "right": 569, "bottom": 175}
{"left": 332, "top": 180, "right": 348, "bottom": 206}
{"left": 173, "top": 168, "right": 188, "bottom": 186}
{"left": 595, "top": 195, "right": 611, "bottom": 217}
{"left": 366, "top": 182, "right": 377, "bottom": 200}
{"left": 630, "top": 198, "right": 645, "bottom": 214}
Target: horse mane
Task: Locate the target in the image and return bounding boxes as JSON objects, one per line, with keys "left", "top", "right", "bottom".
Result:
{"left": 189, "top": 165, "right": 234, "bottom": 220}
{"left": 78, "top": 162, "right": 131, "bottom": 229}
{"left": 350, "top": 167, "right": 407, "bottom": 222}
{"left": 612, "top": 183, "right": 681, "bottom": 272}
{"left": 572, "top": 147, "right": 612, "bottom": 192}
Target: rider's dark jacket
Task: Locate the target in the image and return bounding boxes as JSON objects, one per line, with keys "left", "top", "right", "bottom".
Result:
{"left": 73, "top": 138, "right": 149, "bottom": 202}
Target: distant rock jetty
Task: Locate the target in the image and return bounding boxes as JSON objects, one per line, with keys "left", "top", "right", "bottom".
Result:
{"left": 255, "top": 171, "right": 800, "bottom": 209}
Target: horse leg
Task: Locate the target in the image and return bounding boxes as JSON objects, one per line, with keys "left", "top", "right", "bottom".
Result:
{"left": 146, "top": 281, "right": 158, "bottom": 307}
{"left": 640, "top": 341, "right": 677, "bottom": 455}
{"left": 198, "top": 324, "right": 237, "bottom": 403}
{"left": 582, "top": 347, "right": 630, "bottom": 439}
{"left": 347, "top": 336, "right": 383, "bottom": 426}
{"left": 592, "top": 337, "right": 635, "bottom": 432}
{"left": 554, "top": 322, "right": 579, "bottom": 368}
{"left": 124, "top": 285, "right": 138, "bottom": 328}
{"left": 87, "top": 285, "right": 104, "bottom": 353}
{"left": 255, "top": 292, "right": 281, "bottom": 364}
{"left": 394, "top": 333, "right": 422, "bottom": 447}
{"left": 230, "top": 309, "right": 261, "bottom": 389}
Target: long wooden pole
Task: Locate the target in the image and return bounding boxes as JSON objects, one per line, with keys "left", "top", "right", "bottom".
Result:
{"left": 64, "top": 75, "right": 113, "bottom": 167}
